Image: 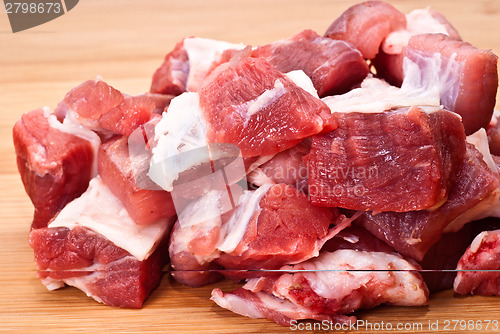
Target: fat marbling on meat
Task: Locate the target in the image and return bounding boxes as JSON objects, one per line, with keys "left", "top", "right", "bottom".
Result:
{"left": 29, "top": 177, "right": 172, "bottom": 308}
{"left": 169, "top": 183, "right": 336, "bottom": 286}
{"left": 211, "top": 225, "right": 428, "bottom": 326}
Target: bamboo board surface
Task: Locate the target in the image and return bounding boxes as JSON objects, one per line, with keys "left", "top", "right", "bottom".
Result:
{"left": 1, "top": 0, "right": 500, "bottom": 333}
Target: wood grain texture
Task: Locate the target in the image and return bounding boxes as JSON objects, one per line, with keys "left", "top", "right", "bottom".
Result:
{"left": 0, "top": 0, "right": 499, "bottom": 333}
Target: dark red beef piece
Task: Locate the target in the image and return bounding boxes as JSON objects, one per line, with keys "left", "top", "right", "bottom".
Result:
{"left": 13, "top": 109, "right": 94, "bottom": 229}
{"left": 360, "top": 143, "right": 500, "bottom": 261}
{"left": 251, "top": 29, "right": 369, "bottom": 97}
{"left": 308, "top": 107, "right": 466, "bottom": 212}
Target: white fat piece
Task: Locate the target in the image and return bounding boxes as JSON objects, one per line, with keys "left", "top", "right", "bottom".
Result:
{"left": 234, "top": 79, "right": 287, "bottom": 121}
{"left": 41, "top": 256, "right": 136, "bottom": 306}
{"left": 322, "top": 75, "right": 440, "bottom": 114}
{"left": 217, "top": 184, "right": 272, "bottom": 253}
{"left": 323, "top": 48, "right": 462, "bottom": 115}
{"left": 383, "top": 8, "right": 452, "bottom": 55}
{"left": 211, "top": 289, "right": 265, "bottom": 319}
{"left": 285, "top": 70, "right": 319, "bottom": 98}
{"left": 148, "top": 92, "right": 208, "bottom": 191}
{"left": 45, "top": 107, "right": 101, "bottom": 177}
{"left": 48, "top": 177, "right": 168, "bottom": 261}
{"left": 183, "top": 37, "right": 246, "bottom": 92}
{"left": 276, "top": 250, "right": 427, "bottom": 306}
{"left": 171, "top": 184, "right": 272, "bottom": 261}
{"left": 444, "top": 130, "right": 500, "bottom": 233}
{"left": 466, "top": 129, "right": 498, "bottom": 174}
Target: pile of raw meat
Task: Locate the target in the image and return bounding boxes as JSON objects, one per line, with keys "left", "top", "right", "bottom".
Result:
{"left": 13, "top": 0, "right": 500, "bottom": 326}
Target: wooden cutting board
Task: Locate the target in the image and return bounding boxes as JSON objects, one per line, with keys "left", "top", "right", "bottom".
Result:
{"left": 1, "top": 0, "right": 500, "bottom": 333}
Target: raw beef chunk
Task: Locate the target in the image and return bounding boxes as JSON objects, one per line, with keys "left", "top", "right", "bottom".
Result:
{"left": 56, "top": 79, "right": 158, "bottom": 136}
{"left": 212, "top": 247, "right": 427, "bottom": 326}
{"left": 421, "top": 217, "right": 500, "bottom": 292}
{"left": 13, "top": 109, "right": 95, "bottom": 229}
{"left": 324, "top": 1, "right": 406, "bottom": 59}
{"left": 251, "top": 29, "right": 369, "bottom": 96}
{"left": 405, "top": 33, "right": 498, "bottom": 134}
{"left": 373, "top": 8, "right": 461, "bottom": 86}
{"left": 169, "top": 184, "right": 335, "bottom": 286}
{"left": 361, "top": 143, "right": 500, "bottom": 261}
{"left": 199, "top": 57, "right": 335, "bottom": 158}
{"left": 29, "top": 226, "right": 168, "bottom": 309}
{"left": 150, "top": 37, "right": 246, "bottom": 95}
{"left": 28, "top": 177, "right": 172, "bottom": 308}
{"left": 308, "top": 107, "right": 466, "bottom": 212}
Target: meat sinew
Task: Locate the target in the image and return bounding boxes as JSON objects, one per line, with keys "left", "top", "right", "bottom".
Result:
{"left": 308, "top": 107, "right": 466, "bottom": 212}
{"left": 405, "top": 33, "right": 498, "bottom": 134}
